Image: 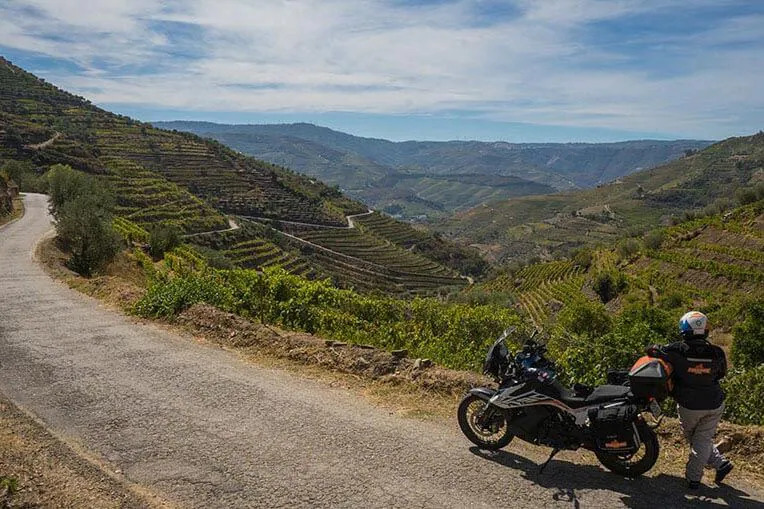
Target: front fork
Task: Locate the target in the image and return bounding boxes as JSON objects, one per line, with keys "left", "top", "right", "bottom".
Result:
{"left": 468, "top": 387, "right": 503, "bottom": 432}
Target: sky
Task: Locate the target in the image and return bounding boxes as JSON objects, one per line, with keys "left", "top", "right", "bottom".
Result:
{"left": 1, "top": 0, "right": 763, "bottom": 142}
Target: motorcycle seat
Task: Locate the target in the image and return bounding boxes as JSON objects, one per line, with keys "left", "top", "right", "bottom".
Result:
{"left": 585, "top": 385, "right": 632, "bottom": 404}
{"left": 559, "top": 384, "right": 631, "bottom": 409}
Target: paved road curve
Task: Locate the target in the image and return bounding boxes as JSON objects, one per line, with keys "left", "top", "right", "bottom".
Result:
{"left": 1, "top": 194, "right": 762, "bottom": 508}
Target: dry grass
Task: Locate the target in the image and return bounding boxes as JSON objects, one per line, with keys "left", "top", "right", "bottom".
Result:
{"left": 0, "top": 196, "right": 23, "bottom": 228}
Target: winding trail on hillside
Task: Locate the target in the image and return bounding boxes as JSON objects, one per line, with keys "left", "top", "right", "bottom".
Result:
{"left": 24, "top": 131, "right": 61, "bottom": 150}
{"left": 241, "top": 209, "right": 374, "bottom": 230}
{"left": 0, "top": 194, "right": 762, "bottom": 508}
{"left": 183, "top": 217, "right": 241, "bottom": 238}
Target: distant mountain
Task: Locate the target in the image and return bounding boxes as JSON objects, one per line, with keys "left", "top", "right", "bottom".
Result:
{"left": 436, "top": 132, "right": 764, "bottom": 263}
{"left": 155, "top": 121, "right": 711, "bottom": 219}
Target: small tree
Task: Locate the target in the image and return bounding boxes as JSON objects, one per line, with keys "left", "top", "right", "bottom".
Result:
{"left": 56, "top": 194, "right": 121, "bottom": 276}
{"left": 47, "top": 165, "right": 120, "bottom": 276}
{"left": 149, "top": 224, "right": 182, "bottom": 260}
{"left": 616, "top": 238, "right": 641, "bottom": 261}
{"left": 731, "top": 302, "right": 764, "bottom": 370}
{"left": 47, "top": 164, "right": 113, "bottom": 218}
{"left": 571, "top": 248, "right": 593, "bottom": 270}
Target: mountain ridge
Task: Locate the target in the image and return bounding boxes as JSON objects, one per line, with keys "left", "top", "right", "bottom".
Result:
{"left": 155, "top": 120, "right": 711, "bottom": 219}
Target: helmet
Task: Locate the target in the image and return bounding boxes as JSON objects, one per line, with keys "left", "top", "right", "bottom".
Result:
{"left": 679, "top": 311, "right": 709, "bottom": 339}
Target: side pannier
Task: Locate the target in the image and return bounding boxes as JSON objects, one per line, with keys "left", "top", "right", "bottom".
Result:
{"left": 588, "top": 404, "right": 640, "bottom": 454}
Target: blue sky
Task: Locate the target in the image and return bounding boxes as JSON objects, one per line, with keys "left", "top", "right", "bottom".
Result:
{"left": 1, "top": 0, "right": 762, "bottom": 142}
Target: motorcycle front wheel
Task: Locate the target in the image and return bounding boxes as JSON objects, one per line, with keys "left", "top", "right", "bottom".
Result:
{"left": 595, "top": 424, "right": 659, "bottom": 477}
{"left": 457, "top": 394, "right": 514, "bottom": 450}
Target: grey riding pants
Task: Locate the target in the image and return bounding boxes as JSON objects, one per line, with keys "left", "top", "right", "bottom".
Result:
{"left": 677, "top": 403, "right": 726, "bottom": 482}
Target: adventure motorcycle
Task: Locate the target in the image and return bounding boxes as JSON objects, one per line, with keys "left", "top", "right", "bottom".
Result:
{"left": 457, "top": 328, "right": 669, "bottom": 476}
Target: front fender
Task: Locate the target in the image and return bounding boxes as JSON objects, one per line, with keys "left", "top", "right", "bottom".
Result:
{"left": 469, "top": 387, "right": 497, "bottom": 401}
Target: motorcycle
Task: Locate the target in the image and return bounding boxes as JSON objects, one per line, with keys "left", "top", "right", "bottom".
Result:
{"left": 457, "top": 327, "right": 668, "bottom": 476}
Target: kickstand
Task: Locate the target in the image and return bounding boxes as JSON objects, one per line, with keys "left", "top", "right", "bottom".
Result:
{"left": 539, "top": 448, "right": 560, "bottom": 475}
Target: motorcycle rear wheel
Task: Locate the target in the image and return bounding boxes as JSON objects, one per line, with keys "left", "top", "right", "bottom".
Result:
{"left": 457, "top": 394, "right": 514, "bottom": 450}
{"left": 595, "top": 425, "right": 659, "bottom": 477}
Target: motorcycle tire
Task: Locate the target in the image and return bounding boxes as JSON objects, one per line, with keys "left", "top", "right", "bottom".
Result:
{"left": 595, "top": 424, "right": 659, "bottom": 477}
{"left": 457, "top": 394, "right": 514, "bottom": 450}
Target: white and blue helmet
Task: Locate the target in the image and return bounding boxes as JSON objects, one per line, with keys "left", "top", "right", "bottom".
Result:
{"left": 679, "top": 311, "right": 709, "bottom": 339}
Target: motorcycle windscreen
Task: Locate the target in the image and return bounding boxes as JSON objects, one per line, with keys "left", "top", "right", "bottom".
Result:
{"left": 483, "top": 339, "right": 509, "bottom": 378}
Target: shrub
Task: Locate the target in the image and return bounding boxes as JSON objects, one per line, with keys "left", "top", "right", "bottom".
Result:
{"left": 555, "top": 300, "right": 612, "bottom": 337}
{"left": 593, "top": 270, "right": 627, "bottom": 303}
{"left": 731, "top": 301, "right": 764, "bottom": 370}
{"left": 1, "top": 160, "right": 46, "bottom": 193}
{"left": 571, "top": 248, "right": 593, "bottom": 270}
{"left": 149, "top": 224, "right": 182, "bottom": 260}
{"left": 643, "top": 230, "right": 664, "bottom": 250}
{"left": 736, "top": 183, "right": 764, "bottom": 206}
{"left": 191, "top": 245, "right": 234, "bottom": 270}
{"left": 658, "top": 291, "right": 685, "bottom": 310}
{"left": 132, "top": 271, "right": 234, "bottom": 318}
{"left": 549, "top": 305, "right": 669, "bottom": 386}
{"left": 616, "top": 238, "right": 642, "bottom": 260}
{"left": 723, "top": 366, "right": 764, "bottom": 425}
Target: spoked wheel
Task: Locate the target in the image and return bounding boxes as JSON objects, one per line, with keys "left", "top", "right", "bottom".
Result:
{"left": 595, "top": 425, "right": 659, "bottom": 477}
{"left": 457, "top": 394, "right": 514, "bottom": 450}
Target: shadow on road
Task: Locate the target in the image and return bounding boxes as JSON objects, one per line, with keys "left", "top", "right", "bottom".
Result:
{"left": 469, "top": 447, "right": 763, "bottom": 509}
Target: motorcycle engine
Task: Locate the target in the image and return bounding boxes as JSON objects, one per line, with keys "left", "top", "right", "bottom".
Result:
{"left": 536, "top": 411, "right": 581, "bottom": 450}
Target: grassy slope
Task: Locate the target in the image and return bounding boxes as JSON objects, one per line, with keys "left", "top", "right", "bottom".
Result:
{"left": 0, "top": 56, "right": 480, "bottom": 294}
{"left": 440, "top": 133, "right": 764, "bottom": 263}
{"left": 0, "top": 57, "right": 366, "bottom": 230}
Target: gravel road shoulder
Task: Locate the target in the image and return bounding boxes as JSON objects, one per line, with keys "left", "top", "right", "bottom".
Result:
{"left": 0, "top": 393, "right": 169, "bottom": 508}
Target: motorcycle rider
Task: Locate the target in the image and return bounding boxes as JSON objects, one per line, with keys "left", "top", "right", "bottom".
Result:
{"left": 648, "top": 311, "right": 733, "bottom": 489}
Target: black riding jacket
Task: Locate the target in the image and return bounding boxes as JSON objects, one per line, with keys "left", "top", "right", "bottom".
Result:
{"left": 654, "top": 338, "right": 727, "bottom": 410}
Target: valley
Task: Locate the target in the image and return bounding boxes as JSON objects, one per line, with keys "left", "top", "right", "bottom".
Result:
{"left": 155, "top": 121, "right": 710, "bottom": 220}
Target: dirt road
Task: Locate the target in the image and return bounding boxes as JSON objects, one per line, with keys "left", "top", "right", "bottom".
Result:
{"left": 1, "top": 194, "right": 762, "bottom": 508}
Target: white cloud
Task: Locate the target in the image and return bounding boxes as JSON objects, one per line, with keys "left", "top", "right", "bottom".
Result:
{"left": 1, "top": 0, "right": 762, "bottom": 139}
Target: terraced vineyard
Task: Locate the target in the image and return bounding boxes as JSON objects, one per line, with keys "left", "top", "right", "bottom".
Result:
{"left": 186, "top": 220, "right": 319, "bottom": 279}
{"left": 224, "top": 238, "right": 317, "bottom": 279}
{"left": 282, "top": 224, "right": 466, "bottom": 294}
{"left": 439, "top": 133, "right": 764, "bottom": 263}
{"left": 103, "top": 159, "right": 228, "bottom": 234}
{"left": 353, "top": 212, "right": 425, "bottom": 245}
{"left": 635, "top": 203, "right": 764, "bottom": 303}
{"left": 0, "top": 56, "right": 365, "bottom": 229}
{"left": 468, "top": 199, "right": 764, "bottom": 329}
{"left": 352, "top": 211, "right": 489, "bottom": 277}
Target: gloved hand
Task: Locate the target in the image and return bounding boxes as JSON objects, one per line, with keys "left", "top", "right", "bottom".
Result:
{"left": 646, "top": 344, "right": 663, "bottom": 358}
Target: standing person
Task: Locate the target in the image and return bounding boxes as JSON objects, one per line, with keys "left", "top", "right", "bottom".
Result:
{"left": 649, "top": 311, "right": 733, "bottom": 490}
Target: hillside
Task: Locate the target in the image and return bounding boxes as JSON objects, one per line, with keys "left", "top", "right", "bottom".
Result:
{"left": 0, "top": 56, "right": 477, "bottom": 295}
{"left": 469, "top": 199, "right": 763, "bottom": 329}
{"left": 155, "top": 121, "right": 709, "bottom": 220}
{"left": 438, "top": 133, "right": 764, "bottom": 263}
